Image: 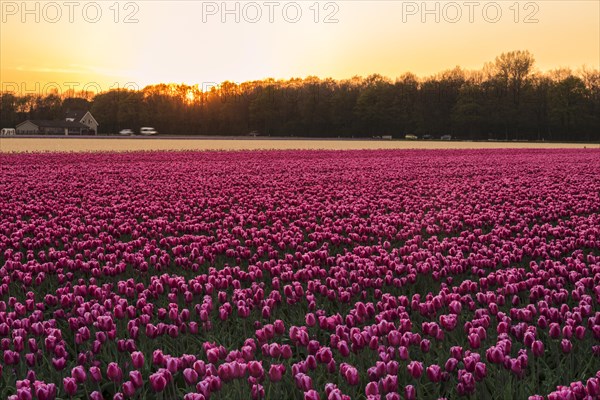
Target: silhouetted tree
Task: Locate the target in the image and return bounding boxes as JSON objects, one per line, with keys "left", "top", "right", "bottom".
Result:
{"left": 2, "top": 51, "right": 598, "bottom": 141}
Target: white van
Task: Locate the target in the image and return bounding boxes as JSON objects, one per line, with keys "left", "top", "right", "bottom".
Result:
{"left": 1, "top": 128, "right": 16, "bottom": 136}
{"left": 140, "top": 127, "right": 158, "bottom": 136}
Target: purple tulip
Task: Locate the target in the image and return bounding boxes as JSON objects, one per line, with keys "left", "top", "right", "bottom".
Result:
{"left": 129, "top": 370, "right": 143, "bottom": 388}
{"left": 404, "top": 385, "right": 416, "bottom": 400}
{"left": 407, "top": 361, "right": 423, "bottom": 379}
{"left": 149, "top": 372, "right": 167, "bottom": 392}
{"left": 131, "top": 351, "right": 145, "bottom": 369}
{"left": 426, "top": 364, "right": 442, "bottom": 382}
{"left": 531, "top": 340, "right": 544, "bottom": 357}
{"left": 71, "top": 366, "right": 87, "bottom": 383}
{"left": 561, "top": 339, "right": 573, "bottom": 354}
{"left": 269, "top": 364, "right": 286, "bottom": 382}
{"left": 304, "top": 389, "right": 319, "bottom": 400}
{"left": 122, "top": 381, "right": 136, "bottom": 397}
{"left": 63, "top": 377, "right": 77, "bottom": 396}
{"left": 90, "top": 366, "right": 102, "bottom": 382}
{"left": 183, "top": 368, "right": 199, "bottom": 385}
{"left": 248, "top": 360, "right": 264, "bottom": 378}
{"left": 107, "top": 362, "right": 123, "bottom": 382}
{"left": 89, "top": 391, "right": 104, "bottom": 400}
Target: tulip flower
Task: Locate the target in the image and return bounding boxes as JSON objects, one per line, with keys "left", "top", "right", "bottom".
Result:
{"left": 149, "top": 372, "right": 167, "bottom": 392}
{"left": 365, "top": 382, "right": 379, "bottom": 396}
{"left": 404, "top": 385, "right": 416, "bottom": 400}
{"left": 343, "top": 365, "right": 359, "bottom": 385}
{"left": 531, "top": 340, "right": 544, "bottom": 357}
{"left": 90, "top": 366, "right": 102, "bottom": 382}
{"left": 122, "top": 381, "right": 136, "bottom": 397}
{"left": 63, "top": 377, "right": 77, "bottom": 397}
{"left": 426, "top": 364, "right": 442, "bottom": 382}
{"left": 474, "top": 362, "right": 487, "bottom": 381}
{"left": 561, "top": 339, "right": 573, "bottom": 354}
{"left": 129, "top": 370, "right": 143, "bottom": 388}
{"left": 248, "top": 361, "right": 264, "bottom": 378}
{"left": 407, "top": 361, "right": 423, "bottom": 379}
{"left": 131, "top": 351, "right": 145, "bottom": 369}
{"left": 107, "top": 363, "right": 123, "bottom": 382}
{"left": 304, "top": 390, "right": 319, "bottom": 400}
{"left": 71, "top": 366, "right": 87, "bottom": 383}
{"left": 269, "top": 364, "right": 286, "bottom": 382}
{"left": 184, "top": 368, "right": 199, "bottom": 385}
{"left": 89, "top": 391, "right": 104, "bottom": 400}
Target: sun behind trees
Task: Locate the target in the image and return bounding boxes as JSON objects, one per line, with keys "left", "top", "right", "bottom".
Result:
{"left": 1, "top": 51, "right": 598, "bottom": 142}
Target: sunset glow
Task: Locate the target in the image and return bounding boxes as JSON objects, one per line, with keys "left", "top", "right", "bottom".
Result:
{"left": 1, "top": 1, "right": 598, "bottom": 94}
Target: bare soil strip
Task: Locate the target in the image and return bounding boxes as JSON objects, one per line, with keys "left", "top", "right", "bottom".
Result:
{"left": 1, "top": 137, "right": 597, "bottom": 153}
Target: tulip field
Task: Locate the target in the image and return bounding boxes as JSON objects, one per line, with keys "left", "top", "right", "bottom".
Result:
{"left": 0, "top": 148, "right": 599, "bottom": 400}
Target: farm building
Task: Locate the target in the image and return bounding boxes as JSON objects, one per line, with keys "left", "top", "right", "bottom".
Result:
{"left": 16, "top": 110, "right": 99, "bottom": 135}
{"left": 16, "top": 120, "right": 91, "bottom": 135}
{"left": 65, "top": 110, "right": 99, "bottom": 134}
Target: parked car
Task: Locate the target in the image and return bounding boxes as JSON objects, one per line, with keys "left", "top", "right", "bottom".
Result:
{"left": 441, "top": 134, "right": 452, "bottom": 140}
{"left": 405, "top": 134, "right": 418, "bottom": 140}
{"left": 422, "top": 134, "right": 433, "bottom": 140}
{"left": 119, "top": 129, "right": 134, "bottom": 136}
{"left": 1, "top": 128, "right": 16, "bottom": 136}
{"left": 140, "top": 127, "right": 158, "bottom": 136}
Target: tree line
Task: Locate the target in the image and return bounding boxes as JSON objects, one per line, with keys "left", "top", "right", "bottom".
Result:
{"left": 1, "top": 51, "right": 599, "bottom": 141}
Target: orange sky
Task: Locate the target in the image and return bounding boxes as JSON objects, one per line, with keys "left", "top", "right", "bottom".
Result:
{"left": 1, "top": 1, "right": 599, "bottom": 95}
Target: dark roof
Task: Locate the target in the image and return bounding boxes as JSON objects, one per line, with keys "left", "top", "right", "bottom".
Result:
{"left": 65, "top": 110, "right": 88, "bottom": 120}
{"left": 18, "top": 120, "right": 88, "bottom": 129}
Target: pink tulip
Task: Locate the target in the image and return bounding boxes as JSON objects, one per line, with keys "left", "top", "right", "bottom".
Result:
{"left": 90, "top": 366, "right": 102, "bottom": 382}
{"left": 149, "top": 372, "right": 167, "bottom": 392}
{"left": 343, "top": 365, "right": 359, "bottom": 385}
{"left": 89, "top": 391, "right": 104, "bottom": 400}
{"left": 304, "top": 389, "right": 319, "bottom": 400}
{"left": 420, "top": 339, "right": 431, "bottom": 353}
{"left": 131, "top": 351, "right": 145, "bottom": 369}
{"left": 426, "top": 364, "right": 441, "bottom": 382}
{"left": 107, "top": 362, "right": 123, "bottom": 382}
{"left": 549, "top": 323, "right": 561, "bottom": 339}
{"left": 467, "top": 333, "right": 481, "bottom": 349}
{"left": 561, "top": 339, "right": 573, "bottom": 354}
{"left": 295, "top": 373, "right": 313, "bottom": 391}
{"left": 63, "top": 377, "right": 77, "bottom": 396}
{"left": 474, "top": 362, "right": 487, "bottom": 381}
{"left": 252, "top": 384, "right": 265, "bottom": 399}
{"left": 404, "top": 385, "right": 416, "bottom": 400}
{"left": 398, "top": 346, "right": 409, "bottom": 360}
{"left": 269, "top": 364, "right": 285, "bottom": 382}
{"left": 129, "top": 370, "right": 143, "bottom": 388}
{"left": 122, "top": 381, "right": 136, "bottom": 397}
{"left": 248, "top": 361, "right": 264, "bottom": 378}
{"left": 450, "top": 346, "right": 463, "bottom": 360}
{"left": 51, "top": 357, "right": 66, "bottom": 371}
{"left": 449, "top": 301, "right": 462, "bottom": 314}
{"left": 407, "top": 361, "right": 423, "bottom": 379}
{"left": 184, "top": 368, "right": 199, "bottom": 385}
{"left": 365, "top": 382, "right": 379, "bottom": 396}
{"left": 71, "top": 366, "right": 87, "bottom": 383}
{"left": 532, "top": 340, "right": 544, "bottom": 357}
{"left": 587, "top": 378, "right": 599, "bottom": 396}
{"left": 16, "top": 388, "right": 33, "bottom": 400}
